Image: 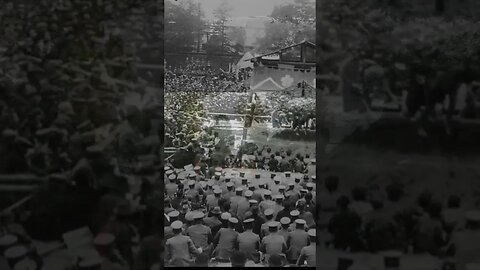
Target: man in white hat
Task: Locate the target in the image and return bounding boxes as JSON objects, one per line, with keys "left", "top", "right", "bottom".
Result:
{"left": 223, "top": 182, "right": 235, "bottom": 202}
{"left": 165, "top": 211, "right": 180, "bottom": 240}
{"left": 272, "top": 195, "right": 285, "bottom": 220}
{"left": 286, "top": 219, "right": 309, "bottom": 264}
{"left": 229, "top": 187, "right": 244, "bottom": 217}
{"left": 204, "top": 207, "right": 223, "bottom": 237}
{"left": 213, "top": 217, "right": 239, "bottom": 261}
{"left": 166, "top": 221, "right": 201, "bottom": 266}
{"left": 296, "top": 229, "right": 316, "bottom": 267}
{"left": 289, "top": 210, "right": 301, "bottom": 231}
{"left": 186, "top": 179, "right": 204, "bottom": 204}
{"left": 261, "top": 209, "right": 276, "bottom": 239}
{"left": 206, "top": 188, "right": 222, "bottom": 211}
{"left": 187, "top": 212, "right": 213, "bottom": 257}
{"left": 165, "top": 174, "right": 178, "bottom": 198}
{"left": 260, "top": 221, "right": 287, "bottom": 257}
{"left": 450, "top": 210, "right": 480, "bottom": 270}
{"left": 259, "top": 190, "right": 275, "bottom": 214}
{"left": 236, "top": 218, "right": 260, "bottom": 263}
{"left": 270, "top": 177, "right": 282, "bottom": 196}
{"left": 236, "top": 190, "right": 252, "bottom": 221}
{"left": 248, "top": 184, "right": 263, "bottom": 203}
{"left": 279, "top": 217, "right": 292, "bottom": 242}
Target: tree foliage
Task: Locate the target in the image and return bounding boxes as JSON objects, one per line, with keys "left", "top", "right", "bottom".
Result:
{"left": 255, "top": 0, "right": 315, "bottom": 53}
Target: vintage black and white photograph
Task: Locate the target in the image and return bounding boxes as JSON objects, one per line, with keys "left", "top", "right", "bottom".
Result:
{"left": 164, "top": 0, "right": 316, "bottom": 267}
{"left": 317, "top": 0, "right": 480, "bottom": 269}
{"left": 0, "top": 1, "right": 163, "bottom": 270}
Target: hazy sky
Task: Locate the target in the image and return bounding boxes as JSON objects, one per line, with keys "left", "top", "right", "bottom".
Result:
{"left": 171, "top": 0, "right": 299, "bottom": 20}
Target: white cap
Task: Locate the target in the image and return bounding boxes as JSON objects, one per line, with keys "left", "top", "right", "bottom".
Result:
{"left": 171, "top": 220, "right": 183, "bottom": 229}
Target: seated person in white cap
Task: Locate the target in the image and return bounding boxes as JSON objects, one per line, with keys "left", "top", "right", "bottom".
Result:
{"left": 229, "top": 187, "right": 244, "bottom": 217}
{"left": 259, "top": 190, "right": 275, "bottom": 214}
{"left": 206, "top": 188, "right": 222, "bottom": 211}
{"left": 297, "top": 229, "right": 316, "bottom": 267}
{"left": 235, "top": 218, "right": 261, "bottom": 263}
{"left": 236, "top": 190, "right": 253, "bottom": 221}
{"left": 260, "top": 221, "right": 287, "bottom": 257}
{"left": 279, "top": 217, "right": 292, "bottom": 242}
{"left": 261, "top": 208, "right": 276, "bottom": 239}
{"left": 213, "top": 217, "right": 239, "bottom": 262}
{"left": 186, "top": 212, "right": 213, "bottom": 257}
{"left": 286, "top": 219, "right": 309, "bottom": 264}
{"left": 165, "top": 221, "right": 201, "bottom": 266}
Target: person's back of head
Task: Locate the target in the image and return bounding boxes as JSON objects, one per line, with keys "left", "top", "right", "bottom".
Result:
{"left": 337, "top": 195, "right": 350, "bottom": 210}
{"left": 370, "top": 199, "right": 384, "bottom": 211}
{"left": 417, "top": 191, "right": 433, "bottom": 211}
{"left": 447, "top": 195, "right": 461, "bottom": 209}
{"left": 325, "top": 176, "right": 339, "bottom": 193}
{"left": 428, "top": 201, "right": 442, "bottom": 219}
{"left": 351, "top": 186, "right": 367, "bottom": 201}
{"left": 385, "top": 183, "right": 403, "bottom": 202}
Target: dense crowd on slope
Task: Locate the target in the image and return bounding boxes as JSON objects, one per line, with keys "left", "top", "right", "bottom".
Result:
{"left": 165, "top": 62, "right": 249, "bottom": 93}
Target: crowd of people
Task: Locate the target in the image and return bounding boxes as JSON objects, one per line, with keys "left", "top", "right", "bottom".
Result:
{"left": 313, "top": 176, "right": 480, "bottom": 270}
{"left": 0, "top": 0, "right": 166, "bottom": 270}
{"left": 165, "top": 62, "right": 249, "bottom": 93}
{"left": 162, "top": 138, "right": 317, "bottom": 267}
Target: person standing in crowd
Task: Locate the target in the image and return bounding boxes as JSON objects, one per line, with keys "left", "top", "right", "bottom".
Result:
{"left": 286, "top": 219, "right": 309, "bottom": 264}
{"left": 213, "top": 217, "right": 239, "bottom": 261}
{"left": 261, "top": 209, "right": 275, "bottom": 238}
{"left": 165, "top": 221, "right": 202, "bottom": 266}
{"left": 297, "top": 229, "right": 316, "bottom": 267}
{"left": 187, "top": 212, "right": 213, "bottom": 257}
{"left": 260, "top": 222, "right": 287, "bottom": 257}
{"left": 235, "top": 218, "right": 261, "bottom": 263}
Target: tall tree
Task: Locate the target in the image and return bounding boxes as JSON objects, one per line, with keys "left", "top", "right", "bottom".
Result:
{"left": 255, "top": 0, "right": 315, "bottom": 53}
{"left": 165, "top": 0, "right": 205, "bottom": 52}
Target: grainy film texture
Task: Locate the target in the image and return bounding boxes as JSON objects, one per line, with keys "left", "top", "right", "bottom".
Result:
{"left": 164, "top": 0, "right": 316, "bottom": 267}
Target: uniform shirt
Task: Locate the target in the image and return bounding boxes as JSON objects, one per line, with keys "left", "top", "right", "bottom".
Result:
{"left": 259, "top": 200, "right": 276, "bottom": 214}
{"left": 299, "top": 211, "right": 316, "bottom": 228}
{"left": 223, "top": 190, "right": 235, "bottom": 202}
{"left": 270, "top": 185, "right": 280, "bottom": 196}
{"left": 230, "top": 195, "right": 243, "bottom": 215}
{"left": 186, "top": 224, "right": 212, "bottom": 250}
{"left": 251, "top": 190, "right": 263, "bottom": 202}
{"left": 185, "top": 188, "right": 200, "bottom": 203}
{"left": 278, "top": 228, "right": 291, "bottom": 242}
{"left": 272, "top": 203, "right": 284, "bottom": 220}
{"left": 297, "top": 243, "right": 316, "bottom": 266}
{"left": 237, "top": 230, "right": 260, "bottom": 261}
{"left": 165, "top": 183, "right": 178, "bottom": 197}
{"left": 203, "top": 216, "right": 222, "bottom": 229}
{"left": 214, "top": 228, "right": 239, "bottom": 260}
{"left": 287, "top": 229, "right": 309, "bottom": 261}
{"left": 260, "top": 220, "right": 276, "bottom": 238}
{"left": 261, "top": 233, "right": 287, "bottom": 255}
{"left": 206, "top": 194, "right": 219, "bottom": 210}
{"left": 236, "top": 197, "right": 250, "bottom": 220}
{"left": 165, "top": 234, "right": 199, "bottom": 262}
{"left": 164, "top": 226, "right": 175, "bottom": 240}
